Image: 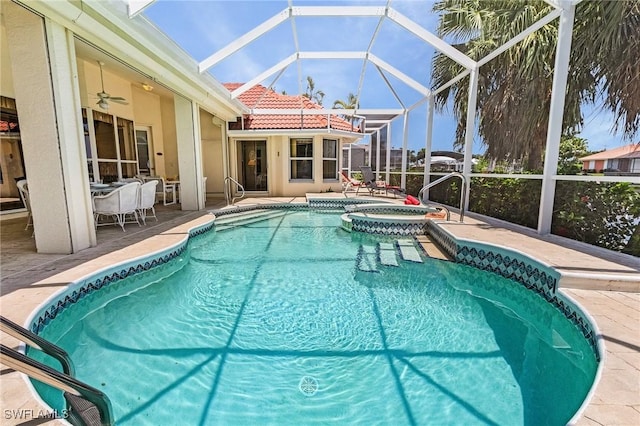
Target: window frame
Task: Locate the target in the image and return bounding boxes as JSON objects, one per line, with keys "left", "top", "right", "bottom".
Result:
{"left": 289, "top": 137, "right": 314, "bottom": 182}
{"left": 322, "top": 138, "right": 339, "bottom": 182}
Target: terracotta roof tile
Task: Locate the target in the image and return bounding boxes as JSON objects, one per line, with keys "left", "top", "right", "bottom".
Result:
{"left": 580, "top": 144, "right": 640, "bottom": 161}
{"left": 224, "top": 83, "right": 359, "bottom": 133}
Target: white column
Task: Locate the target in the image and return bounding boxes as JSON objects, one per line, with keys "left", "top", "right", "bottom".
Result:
{"left": 375, "top": 129, "right": 381, "bottom": 175}
{"left": 4, "top": 3, "right": 96, "bottom": 253}
{"left": 400, "top": 111, "right": 409, "bottom": 189}
{"left": 175, "top": 96, "right": 205, "bottom": 210}
{"left": 462, "top": 68, "right": 479, "bottom": 211}
{"left": 423, "top": 97, "right": 435, "bottom": 195}
{"left": 385, "top": 123, "right": 391, "bottom": 182}
{"left": 538, "top": 1, "right": 575, "bottom": 234}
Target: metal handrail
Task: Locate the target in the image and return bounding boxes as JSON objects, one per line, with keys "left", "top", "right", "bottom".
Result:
{"left": 224, "top": 176, "right": 245, "bottom": 205}
{"left": 0, "top": 345, "right": 114, "bottom": 425}
{"left": 417, "top": 172, "right": 466, "bottom": 222}
{"left": 1, "top": 316, "right": 74, "bottom": 376}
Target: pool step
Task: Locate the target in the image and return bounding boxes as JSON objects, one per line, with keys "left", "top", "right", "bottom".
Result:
{"left": 358, "top": 244, "right": 378, "bottom": 272}
{"left": 214, "top": 209, "right": 286, "bottom": 229}
{"left": 397, "top": 239, "right": 423, "bottom": 263}
{"left": 357, "top": 239, "right": 424, "bottom": 272}
{"left": 378, "top": 242, "right": 398, "bottom": 266}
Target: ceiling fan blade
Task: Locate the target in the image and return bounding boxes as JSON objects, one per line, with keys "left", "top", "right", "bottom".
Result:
{"left": 110, "top": 98, "right": 129, "bottom": 105}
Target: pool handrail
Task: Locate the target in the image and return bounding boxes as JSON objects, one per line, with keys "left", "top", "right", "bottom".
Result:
{"left": 0, "top": 316, "right": 114, "bottom": 425}
{"left": 0, "top": 345, "right": 114, "bottom": 425}
{"left": 224, "top": 176, "right": 245, "bottom": 205}
{"left": 417, "top": 172, "right": 466, "bottom": 222}
{"left": 1, "top": 315, "right": 74, "bottom": 376}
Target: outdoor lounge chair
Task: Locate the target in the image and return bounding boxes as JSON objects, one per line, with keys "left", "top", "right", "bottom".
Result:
{"left": 340, "top": 171, "right": 364, "bottom": 197}
{"left": 358, "top": 166, "right": 388, "bottom": 196}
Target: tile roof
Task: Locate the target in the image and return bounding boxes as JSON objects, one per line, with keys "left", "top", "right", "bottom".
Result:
{"left": 580, "top": 144, "right": 640, "bottom": 161}
{"left": 224, "top": 83, "right": 359, "bottom": 133}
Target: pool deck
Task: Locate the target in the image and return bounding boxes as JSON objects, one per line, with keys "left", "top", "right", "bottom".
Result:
{"left": 1, "top": 195, "right": 638, "bottom": 425}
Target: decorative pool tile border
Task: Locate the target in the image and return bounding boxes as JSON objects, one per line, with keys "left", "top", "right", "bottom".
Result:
{"left": 29, "top": 221, "right": 214, "bottom": 335}
{"left": 211, "top": 203, "right": 308, "bottom": 217}
{"left": 307, "top": 197, "right": 380, "bottom": 210}
{"left": 351, "top": 217, "right": 427, "bottom": 236}
{"left": 426, "top": 221, "right": 600, "bottom": 360}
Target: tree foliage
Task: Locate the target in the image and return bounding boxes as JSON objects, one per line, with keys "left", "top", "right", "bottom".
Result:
{"left": 431, "top": 0, "right": 640, "bottom": 170}
{"left": 303, "top": 76, "right": 325, "bottom": 105}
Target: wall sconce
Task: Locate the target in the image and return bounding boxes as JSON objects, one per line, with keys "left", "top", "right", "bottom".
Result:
{"left": 142, "top": 83, "right": 154, "bottom": 92}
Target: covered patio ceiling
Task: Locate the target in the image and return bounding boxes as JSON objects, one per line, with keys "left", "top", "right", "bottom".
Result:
{"left": 127, "top": 0, "right": 565, "bottom": 135}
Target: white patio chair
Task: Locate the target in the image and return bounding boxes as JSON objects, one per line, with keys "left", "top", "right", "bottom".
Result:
{"left": 93, "top": 182, "right": 141, "bottom": 231}
{"left": 137, "top": 180, "right": 158, "bottom": 225}
{"left": 143, "top": 176, "right": 176, "bottom": 205}
{"left": 16, "top": 179, "right": 33, "bottom": 231}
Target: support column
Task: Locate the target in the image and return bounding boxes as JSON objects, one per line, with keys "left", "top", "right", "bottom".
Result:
{"left": 423, "top": 97, "right": 435, "bottom": 196}
{"left": 375, "top": 129, "right": 381, "bottom": 175}
{"left": 175, "top": 96, "right": 204, "bottom": 210}
{"left": 385, "top": 123, "right": 391, "bottom": 182}
{"left": 462, "top": 68, "right": 479, "bottom": 211}
{"left": 538, "top": 1, "right": 575, "bottom": 234}
{"left": 400, "top": 111, "right": 409, "bottom": 189}
{"left": 4, "top": 3, "right": 96, "bottom": 253}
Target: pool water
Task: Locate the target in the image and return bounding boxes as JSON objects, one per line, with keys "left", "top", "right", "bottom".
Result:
{"left": 30, "top": 210, "right": 597, "bottom": 425}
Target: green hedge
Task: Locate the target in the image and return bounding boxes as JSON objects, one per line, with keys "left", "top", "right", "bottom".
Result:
{"left": 414, "top": 174, "right": 639, "bottom": 256}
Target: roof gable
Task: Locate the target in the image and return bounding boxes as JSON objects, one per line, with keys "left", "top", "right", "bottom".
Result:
{"left": 224, "top": 83, "right": 359, "bottom": 133}
{"left": 580, "top": 144, "right": 640, "bottom": 161}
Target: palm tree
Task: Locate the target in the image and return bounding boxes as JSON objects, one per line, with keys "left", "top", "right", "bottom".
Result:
{"left": 303, "top": 76, "right": 325, "bottom": 105}
{"left": 431, "top": 0, "right": 640, "bottom": 170}
{"left": 332, "top": 92, "right": 360, "bottom": 126}
{"left": 332, "top": 92, "right": 359, "bottom": 110}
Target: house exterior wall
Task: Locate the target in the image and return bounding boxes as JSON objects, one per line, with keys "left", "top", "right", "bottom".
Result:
{"left": 228, "top": 133, "right": 346, "bottom": 197}
{"left": 200, "top": 109, "right": 225, "bottom": 196}
{"left": 132, "top": 87, "right": 167, "bottom": 177}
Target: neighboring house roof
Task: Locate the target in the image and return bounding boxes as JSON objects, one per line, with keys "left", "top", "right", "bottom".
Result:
{"left": 224, "top": 83, "right": 359, "bottom": 133}
{"left": 580, "top": 143, "right": 640, "bottom": 161}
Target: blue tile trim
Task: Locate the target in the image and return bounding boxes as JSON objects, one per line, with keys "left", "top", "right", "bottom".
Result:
{"left": 425, "top": 221, "right": 599, "bottom": 360}
{"left": 29, "top": 220, "right": 214, "bottom": 335}
{"left": 211, "top": 203, "right": 308, "bottom": 217}
{"left": 352, "top": 218, "right": 427, "bottom": 236}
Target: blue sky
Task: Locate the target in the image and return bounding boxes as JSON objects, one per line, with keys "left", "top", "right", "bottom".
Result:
{"left": 144, "top": 0, "right": 629, "bottom": 154}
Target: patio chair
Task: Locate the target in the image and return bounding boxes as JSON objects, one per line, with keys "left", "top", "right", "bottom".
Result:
{"left": 16, "top": 179, "right": 32, "bottom": 230}
{"left": 137, "top": 180, "right": 158, "bottom": 225}
{"left": 358, "top": 166, "right": 387, "bottom": 196}
{"left": 340, "top": 171, "right": 363, "bottom": 197}
{"left": 143, "top": 176, "right": 176, "bottom": 206}
{"left": 93, "top": 182, "right": 141, "bottom": 231}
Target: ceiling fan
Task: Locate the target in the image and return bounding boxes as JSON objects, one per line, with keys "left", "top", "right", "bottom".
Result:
{"left": 96, "top": 61, "right": 128, "bottom": 109}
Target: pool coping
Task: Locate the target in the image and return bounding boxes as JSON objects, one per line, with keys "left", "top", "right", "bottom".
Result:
{"left": 1, "top": 204, "right": 629, "bottom": 425}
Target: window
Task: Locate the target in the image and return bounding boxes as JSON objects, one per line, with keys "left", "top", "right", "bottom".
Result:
{"left": 84, "top": 108, "right": 138, "bottom": 183}
{"left": 323, "top": 139, "right": 338, "bottom": 180}
{"left": 0, "top": 96, "right": 28, "bottom": 212}
{"left": 290, "top": 138, "right": 313, "bottom": 180}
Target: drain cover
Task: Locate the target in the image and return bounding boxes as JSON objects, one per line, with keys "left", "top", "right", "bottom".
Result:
{"left": 299, "top": 376, "right": 319, "bottom": 396}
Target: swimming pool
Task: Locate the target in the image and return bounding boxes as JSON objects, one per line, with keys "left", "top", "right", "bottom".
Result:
{"left": 29, "top": 210, "right": 598, "bottom": 425}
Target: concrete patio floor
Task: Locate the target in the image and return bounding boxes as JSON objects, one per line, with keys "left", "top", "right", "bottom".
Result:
{"left": 1, "top": 194, "right": 638, "bottom": 425}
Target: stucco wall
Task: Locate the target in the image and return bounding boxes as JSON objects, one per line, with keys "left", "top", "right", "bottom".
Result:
{"left": 0, "top": 22, "right": 15, "bottom": 99}
{"left": 229, "top": 134, "right": 343, "bottom": 197}
{"left": 200, "top": 109, "right": 224, "bottom": 195}
{"left": 132, "top": 86, "right": 165, "bottom": 177}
